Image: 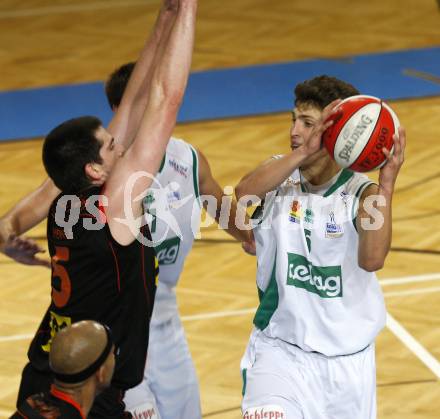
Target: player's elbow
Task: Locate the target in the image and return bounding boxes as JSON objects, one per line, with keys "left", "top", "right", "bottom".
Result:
{"left": 358, "top": 255, "right": 385, "bottom": 272}
{"left": 150, "top": 80, "right": 184, "bottom": 112}
{"left": 235, "top": 182, "right": 248, "bottom": 203}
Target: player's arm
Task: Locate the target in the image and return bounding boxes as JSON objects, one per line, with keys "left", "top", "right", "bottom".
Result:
{"left": 107, "top": 0, "right": 178, "bottom": 148}
{"left": 0, "top": 178, "right": 59, "bottom": 266}
{"left": 197, "top": 149, "right": 253, "bottom": 247}
{"left": 357, "top": 127, "right": 406, "bottom": 271}
{"left": 235, "top": 100, "right": 339, "bottom": 203}
{"left": 235, "top": 154, "right": 307, "bottom": 202}
{"left": 106, "top": 0, "right": 197, "bottom": 244}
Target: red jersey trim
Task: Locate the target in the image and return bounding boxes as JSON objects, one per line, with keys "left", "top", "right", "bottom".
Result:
{"left": 108, "top": 241, "right": 121, "bottom": 292}
{"left": 50, "top": 385, "right": 86, "bottom": 419}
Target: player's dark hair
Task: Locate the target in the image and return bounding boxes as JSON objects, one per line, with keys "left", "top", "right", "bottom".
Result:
{"left": 294, "top": 75, "right": 359, "bottom": 109}
{"left": 105, "top": 62, "right": 135, "bottom": 109}
{"left": 42, "top": 116, "right": 103, "bottom": 193}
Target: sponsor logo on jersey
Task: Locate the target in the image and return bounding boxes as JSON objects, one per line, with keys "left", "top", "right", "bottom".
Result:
{"left": 243, "top": 405, "right": 285, "bottom": 419}
{"left": 288, "top": 200, "right": 301, "bottom": 224}
{"left": 167, "top": 189, "right": 182, "bottom": 208}
{"left": 304, "top": 208, "right": 314, "bottom": 225}
{"left": 130, "top": 402, "right": 159, "bottom": 419}
{"left": 168, "top": 158, "right": 189, "bottom": 178}
{"left": 155, "top": 237, "right": 181, "bottom": 265}
{"left": 287, "top": 252, "right": 342, "bottom": 298}
{"left": 41, "top": 311, "right": 71, "bottom": 352}
{"left": 144, "top": 191, "right": 155, "bottom": 207}
{"left": 326, "top": 211, "right": 343, "bottom": 238}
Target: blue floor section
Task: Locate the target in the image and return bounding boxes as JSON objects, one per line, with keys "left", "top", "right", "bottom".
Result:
{"left": 0, "top": 47, "right": 439, "bottom": 141}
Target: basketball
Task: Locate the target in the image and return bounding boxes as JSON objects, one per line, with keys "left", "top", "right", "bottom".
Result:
{"left": 323, "top": 95, "right": 400, "bottom": 172}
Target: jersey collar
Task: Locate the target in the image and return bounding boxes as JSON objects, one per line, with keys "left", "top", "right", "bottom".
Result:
{"left": 50, "top": 385, "right": 86, "bottom": 419}
{"left": 300, "top": 168, "right": 354, "bottom": 197}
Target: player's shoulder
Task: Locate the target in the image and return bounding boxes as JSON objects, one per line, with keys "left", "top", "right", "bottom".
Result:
{"left": 344, "top": 170, "right": 375, "bottom": 197}
{"left": 166, "top": 137, "right": 195, "bottom": 163}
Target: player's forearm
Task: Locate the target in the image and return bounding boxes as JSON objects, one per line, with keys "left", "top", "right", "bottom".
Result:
{"left": 357, "top": 189, "right": 393, "bottom": 272}
{"left": 221, "top": 199, "right": 251, "bottom": 243}
{"left": 0, "top": 179, "right": 58, "bottom": 250}
{"left": 150, "top": 0, "right": 196, "bottom": 108}
{"left": 130, "top": 0, "right": 197, "bottom": 175}
{"left": 108, "top": 3, "right": 177, "bottom": 147}
{"left": 235, "top": 151, "right": 307, "bottom": 203}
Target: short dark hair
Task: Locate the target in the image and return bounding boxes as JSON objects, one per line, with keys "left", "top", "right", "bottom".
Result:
{"left": 294, "top": 75, "right": 359, "bottom": 109}
{"left": 42, "top": 116, "right": 103, "bottom": 193}
{"left": 105, "top": 62, "right": 135, "bottom": 109}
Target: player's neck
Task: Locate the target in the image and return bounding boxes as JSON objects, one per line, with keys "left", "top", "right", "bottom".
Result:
{"left": 300, "top": 155, "right": 341, "bottom": 186}
{"left": 53, "top": 383, "right": 93, "bottom": 417}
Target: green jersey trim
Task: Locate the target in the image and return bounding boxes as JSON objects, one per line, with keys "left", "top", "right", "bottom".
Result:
{"left": 189, "top": 145, "right": 200, "bottom": 204}
{"left": 352, "top": 181, "right": 375, "bottom": 231}
{"left": 253, "top": 256, "right": 279, "bottom": 330}
{"left": 158, "top": 155, "right": 166, "bottom": 173}
{"left": 299, "top": 169, "right": 354, "bottom": 196}
{"left": 241, "top": 368, "right": 247, "bottom": 396}
{"left": 323, "top": 169, "right": 354, "bottom": 197}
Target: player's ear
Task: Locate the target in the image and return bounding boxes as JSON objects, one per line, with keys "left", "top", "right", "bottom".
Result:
{"left": 95, "top": 364, "right": 106, "bottom": 385}
{"left": 85, "top": 162, "right": 102, "bottom": 181}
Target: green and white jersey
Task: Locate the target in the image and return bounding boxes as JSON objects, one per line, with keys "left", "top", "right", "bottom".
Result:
{"left": 253, "top": 165, "right": 386, "bottom": 356}
{"left": 143, "top": 137, "right": 201, "bottom": 325}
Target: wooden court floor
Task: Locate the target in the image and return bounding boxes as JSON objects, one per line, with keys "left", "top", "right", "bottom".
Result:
{"left": 0, "top": 1, "right": 439, "bottom": 418}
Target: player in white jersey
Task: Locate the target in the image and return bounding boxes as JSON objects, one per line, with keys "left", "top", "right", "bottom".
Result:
{"left": 105, "top": 62, "right": 252, "bottom": 419}
{"left": 235, "top": 75, "right": 406, "bottom": 419}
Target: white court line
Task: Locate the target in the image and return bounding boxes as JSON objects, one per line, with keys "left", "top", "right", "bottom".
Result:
{"left": 386, "top": 312, "right": 440, "bottom": 379}
{"left": 384, "top": 286, "right": 440, "bottom": 298}
{"left": 180, "top": 284, "right": 440, "bottom": 321}
{"left": 0, "top": 0, "right": 154, "bottom": 19}
{"left": 379, "top": 273, "right": 440, "bottom": 286}
{"left": 181, "top": 308, "right": 255, "bottom": 322}
{"left": 0, "top": 333, "right": 33, "bottom": 343}
{"left": 2, "top": 273, "right": 440, "bottom": 343}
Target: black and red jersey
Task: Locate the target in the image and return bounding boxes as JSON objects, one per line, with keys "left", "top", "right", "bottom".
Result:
{"left": 28, "top": 187, "right": 157, "bottom": 390}
{"left": 11, "top": 385, "right": 85, "bottom": 418}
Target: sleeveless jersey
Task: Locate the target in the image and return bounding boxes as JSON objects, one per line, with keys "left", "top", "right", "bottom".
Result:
{"left": 253, "top": 166, "right": 386, "bottom": 356}
{"left": 143, "top": 138, "right": 201, "bottom": 325}
{"left": 28, "top": 187, "right": 158, "bottom": 390}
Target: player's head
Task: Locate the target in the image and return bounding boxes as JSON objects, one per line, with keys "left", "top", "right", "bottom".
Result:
{"left": 294, "top": 75, "right": 359, "bottom": 111}
{"left": 50, "top": 320, "right": 115, "bottom": 393}
{"left": 105, "top": 62, "right": 135, "bottom": 111}
{"left": 291, "top": 75, "right": 359, "bottom": 166}
{"left": 43, "top": 116, "right": 120, "bottom": 193}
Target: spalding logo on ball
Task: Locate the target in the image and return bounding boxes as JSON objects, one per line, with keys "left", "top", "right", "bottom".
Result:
{"left": 323, "top": 95, "right": 400, "bottom": 172}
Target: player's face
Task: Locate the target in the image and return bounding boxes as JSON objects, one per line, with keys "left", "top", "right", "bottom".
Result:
{"left": 94, "top": 126, "right": 124, "bottom": 181}
{"left": 290, "top": 104, "right": 322, "bottom": 150}
{"left": 290, "top": 104, "right": 329, "bottom": 167}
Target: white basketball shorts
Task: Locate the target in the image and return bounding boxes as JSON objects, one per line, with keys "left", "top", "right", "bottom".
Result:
{"left": 241, "top": 329, "right": 377, "bottom": 419}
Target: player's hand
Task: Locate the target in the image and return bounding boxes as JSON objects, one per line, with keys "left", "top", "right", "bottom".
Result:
{"left": 378, "top": 126, "right": 406, "bottom": 195}
{"left": 163, "top": 0, "right": 179, "bottom": 11}
{"left": 3, "top": 235, "right": 51, "bottom": 268}
{"left": 242, "top": 230, "right": 256, "bottom": 255}
{"left": 301, "top": 99, "right": 341, "bottom": 157}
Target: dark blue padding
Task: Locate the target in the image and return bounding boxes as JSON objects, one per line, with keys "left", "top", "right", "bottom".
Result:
{"left": 0, "top": 47, "right": 439, "bottom": 141}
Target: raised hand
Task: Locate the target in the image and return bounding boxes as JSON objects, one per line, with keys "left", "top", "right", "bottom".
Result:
{"left": 3, "top": 235, "right": 50, "bottom": 268}
{"left": 301, "top": 99, "right": 341, "bottom": 157}
{"left": 379, "top": 126, "right": 406, "bottom": 195}
{"left": 163, "top": 0, "right": 179, "bottom": 11}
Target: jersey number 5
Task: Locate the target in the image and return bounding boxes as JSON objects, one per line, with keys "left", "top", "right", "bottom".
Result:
{"left": 51, "top": 246, "right": 71, "bottom": 308}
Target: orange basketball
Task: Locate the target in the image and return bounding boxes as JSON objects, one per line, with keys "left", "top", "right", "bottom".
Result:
{"left": 323, "top": 95, "right": 400, "bottom": 172}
